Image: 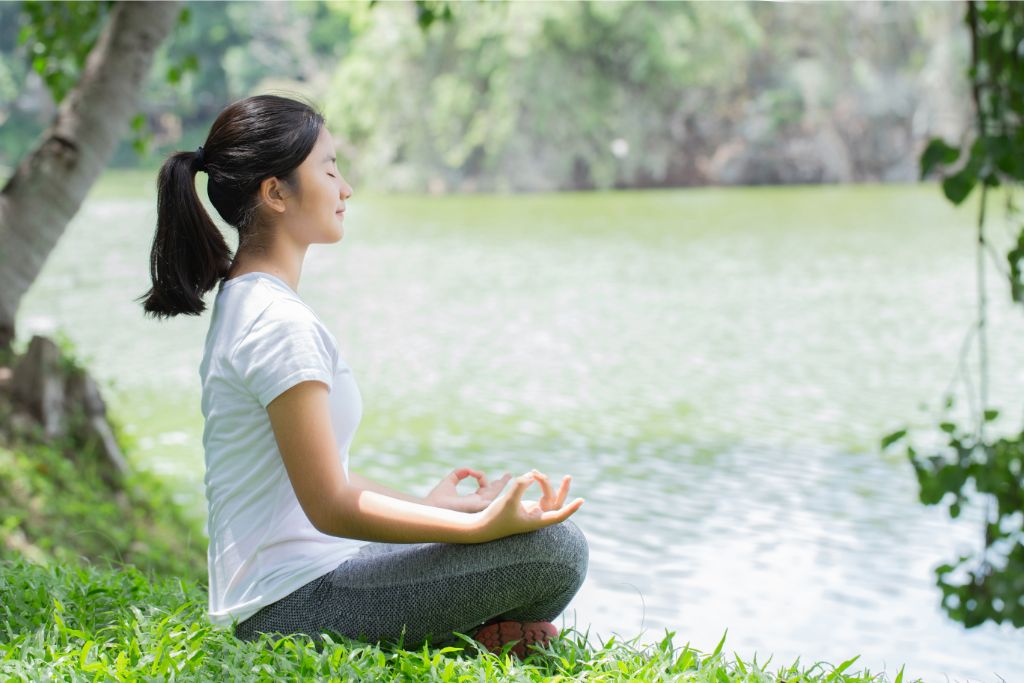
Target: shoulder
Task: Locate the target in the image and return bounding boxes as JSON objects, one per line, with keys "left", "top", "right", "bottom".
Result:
{"left": 231, "top": 294, "right": 337, "bottom": 361}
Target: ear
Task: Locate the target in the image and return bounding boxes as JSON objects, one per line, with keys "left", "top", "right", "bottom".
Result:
{"left": 258, "top": 176, "right": 290, "bottom": 214}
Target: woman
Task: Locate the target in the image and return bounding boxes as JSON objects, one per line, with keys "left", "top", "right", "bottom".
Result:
{"left": 137, "top": 94, "right": 588, "bottom": 658}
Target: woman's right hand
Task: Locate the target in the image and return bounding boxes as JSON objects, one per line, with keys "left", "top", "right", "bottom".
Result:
{"left": 470, "top": 469, "right": 584, "bottom": 542}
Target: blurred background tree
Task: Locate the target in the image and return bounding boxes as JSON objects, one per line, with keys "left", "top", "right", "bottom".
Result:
{"left": 0, "top": 1, "right": 970, "bottom": 193}
{"left": 0, "top": 0, "right": 181, "bottom": 352}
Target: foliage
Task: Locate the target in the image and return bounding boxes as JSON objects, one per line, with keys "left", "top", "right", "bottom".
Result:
{"left": 10, "top": 0, "right": 196, "bottom": 159}
{"left": 372, "top": 0, "right": 454, "bottom": 32}
{"left": 16, "top": 0, "right": 117, "bottom": 104}
{"left": 121, "top": 0, "right": 449, "bottom": 166}
{"left": 884, "top": 0, "right": 1024, "bottom": 629}
{"left": 0, "top": 555, "right": 919, "bottom": 681}
{"left": 0, "top": 433, "right": 206, "bottom": 585}
{"left": 0, "top": 2, "right": 968, "bottom": 187}
{"left": 322, "top": 1, "right": 963, "bottom": 192}
{"left": 0, "top": 333, "right": 205, "bottom": 583}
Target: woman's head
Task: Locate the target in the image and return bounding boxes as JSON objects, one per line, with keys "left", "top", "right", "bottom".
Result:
{"left": 137, "top": 93, "right": 351, "bottom": 319}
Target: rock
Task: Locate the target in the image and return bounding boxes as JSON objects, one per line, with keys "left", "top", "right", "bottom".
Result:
{"left": 11, "top": 336, "right": 66, "bottom": 441}
{"left": 65, "top": 370, "right": 129, "bottom": 486}
{"left": 7, "top": 334, "right": 129, "bottom": 488}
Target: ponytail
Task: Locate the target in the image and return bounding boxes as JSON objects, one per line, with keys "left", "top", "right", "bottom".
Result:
{"left": 136, "top": 149, "right": 232, "bottom": 318}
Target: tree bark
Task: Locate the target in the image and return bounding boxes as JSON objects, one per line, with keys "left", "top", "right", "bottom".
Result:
{"left": 0, "top": 1, "right": 181, "bottom": 352}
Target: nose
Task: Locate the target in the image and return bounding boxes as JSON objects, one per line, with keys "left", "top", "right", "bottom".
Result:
{"left": 340, "top": 178, "right": 353, "bottom": 200}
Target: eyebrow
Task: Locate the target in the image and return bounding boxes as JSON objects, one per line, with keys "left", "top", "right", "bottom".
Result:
{"left": 324, "top": 154, "right": 336, "bottom": 163}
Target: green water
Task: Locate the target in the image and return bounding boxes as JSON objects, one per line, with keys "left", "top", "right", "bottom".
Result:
{"left": 15, "top": 172, "right": 1024, "bottom": 681}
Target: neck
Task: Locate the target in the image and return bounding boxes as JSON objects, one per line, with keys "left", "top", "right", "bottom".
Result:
{"left": 227, "top": 240, "right": 307, "bottom": 293}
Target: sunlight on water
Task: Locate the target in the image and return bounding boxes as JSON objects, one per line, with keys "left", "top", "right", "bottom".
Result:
{"left": 17, "top": 178, "right": 1024, "bottom": 681}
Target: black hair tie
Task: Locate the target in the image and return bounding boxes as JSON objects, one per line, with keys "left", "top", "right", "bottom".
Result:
{"left": 192, "top": 146, "right": 206, "bottom": 173}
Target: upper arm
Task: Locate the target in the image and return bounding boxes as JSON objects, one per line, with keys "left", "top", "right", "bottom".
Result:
{"left": 266, "top": 379, "right": 350, "bottom": 535}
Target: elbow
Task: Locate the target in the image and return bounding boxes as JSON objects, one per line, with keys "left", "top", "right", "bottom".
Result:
{"left": 308, "top": 486, "right": 357, "bottom": 538}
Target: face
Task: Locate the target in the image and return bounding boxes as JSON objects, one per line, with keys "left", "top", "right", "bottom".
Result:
{"left": 282, "top": 126, "right": 353, "bottom": 244}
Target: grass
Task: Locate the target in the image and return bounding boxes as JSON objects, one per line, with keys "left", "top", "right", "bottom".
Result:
{"left": 0, "top": 556, "right": 915, "bottom": 682}
{"left": 0, "top": 419, "right": 205, "bottom": 585}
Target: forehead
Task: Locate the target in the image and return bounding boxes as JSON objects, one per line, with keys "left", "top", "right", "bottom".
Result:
{"left": 302, "top": 127, "right": 336, "bottom": 168}
{"left": 314, "top": 126, "right": 336, "bottom": 150}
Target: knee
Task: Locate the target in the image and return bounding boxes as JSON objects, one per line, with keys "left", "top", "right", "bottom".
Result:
{"left": 526, "top": 519, "right": 589, "bottom": 579}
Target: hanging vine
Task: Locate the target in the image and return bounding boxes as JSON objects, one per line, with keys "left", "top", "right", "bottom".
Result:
{"left": 883, "top": 0, "right": 1024, "bottom": 628}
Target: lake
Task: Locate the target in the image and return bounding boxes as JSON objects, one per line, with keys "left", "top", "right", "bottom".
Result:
{"left": 16, "top": 173, "right": 1024, "bottom": 681}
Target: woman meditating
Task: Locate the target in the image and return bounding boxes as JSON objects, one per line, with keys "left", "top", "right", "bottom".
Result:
{"left": 137, "top": 94, "right": 588, "bottom": 658}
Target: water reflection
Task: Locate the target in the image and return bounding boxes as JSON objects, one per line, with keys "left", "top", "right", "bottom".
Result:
{"left": 16, "top": 182, "right": 1024, "bottom": 681}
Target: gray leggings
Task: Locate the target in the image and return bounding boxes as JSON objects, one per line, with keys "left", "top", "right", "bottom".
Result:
{"left": 233, "top": 520, "right": 589, "bottom": 649}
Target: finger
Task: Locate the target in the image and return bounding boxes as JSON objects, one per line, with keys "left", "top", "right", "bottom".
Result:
{"left": 451, "top": 468, "right": 484, "bottom": 485}
{"left": 467, "top": 469, "right": 487, "bottom": 488}
{"left": 487, "top": 473, "right": 513, "bottom": 495}
{"left": 486, "top": 472, "right": 511, "bottom": 490}
{"left": 509, "top": 472, "right": 535, "bottom": 504}
{"left": 530, "top": 469, "right": 556, "bottom": 506}
{"left": 555, "top": 475, "right": 571, "bottom": 507}
{"left": 542, "top": 497, "right": 584, "bottom": 523}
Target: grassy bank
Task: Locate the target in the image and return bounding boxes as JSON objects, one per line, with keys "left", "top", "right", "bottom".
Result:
{"left": 0, "top": 422, "right": 205, "bottom": 585}
{"left": 0, "top": 556, "right": 913, "bottom": 682}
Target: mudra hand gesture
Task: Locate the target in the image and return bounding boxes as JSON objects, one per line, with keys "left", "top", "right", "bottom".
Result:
{"left": 426, "top": 467, "right": 583, "bottom": 542}
{"left": 425, "top": 468, "right": 575, "bottom": 515}
{"left": 424, "top": 468, "right": 513, "bottom": 512}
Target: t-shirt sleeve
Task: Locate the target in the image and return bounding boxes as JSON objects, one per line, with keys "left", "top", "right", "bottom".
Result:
{"left": 231, "top": 299, "right": 338, "bottom": 409}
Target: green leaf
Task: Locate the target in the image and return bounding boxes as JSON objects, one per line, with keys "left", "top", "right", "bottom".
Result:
{"left": 881, "top": 429, "right": 907, "bottom": 449}
{"left": 79, "top": 639, "right": 94, "bottom": 668}
{"left": 711, "top": 628, "right": 728, "bottom": 657}
{"left": 920, "top": 138, "right": 960, "bottom": 179}
{"left": 942, "top": 166, "right": 977, "bottom": 205}
{"left": 832, "top": 654, "right": 860, "bottom": 677}
{"left": 983, "top": 409, "right": 999, "bottom": 422}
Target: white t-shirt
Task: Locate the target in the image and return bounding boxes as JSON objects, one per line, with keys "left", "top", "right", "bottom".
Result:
{"left": 199, "top": 271, "right": 368, "bottom": 627}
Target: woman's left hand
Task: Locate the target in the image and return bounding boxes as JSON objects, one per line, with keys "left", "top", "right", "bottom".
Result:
{"left": 424, "top": 468, "right": 512, "bottom": 513}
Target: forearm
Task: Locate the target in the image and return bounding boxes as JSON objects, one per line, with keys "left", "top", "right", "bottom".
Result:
{"left": 323, "top": 487, "right": 485, "bottom": 544}
{"left": 347, "top": 470, "right": 426, "bottom": 505}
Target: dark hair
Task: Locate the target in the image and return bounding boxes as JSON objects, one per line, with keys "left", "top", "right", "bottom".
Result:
{"left": 137, "top": 94, "right": 325, "bottom": 319}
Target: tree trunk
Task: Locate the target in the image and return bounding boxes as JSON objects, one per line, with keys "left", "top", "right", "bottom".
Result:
{"left": 0, "top": 1, "right": 180, "bottom": 352}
